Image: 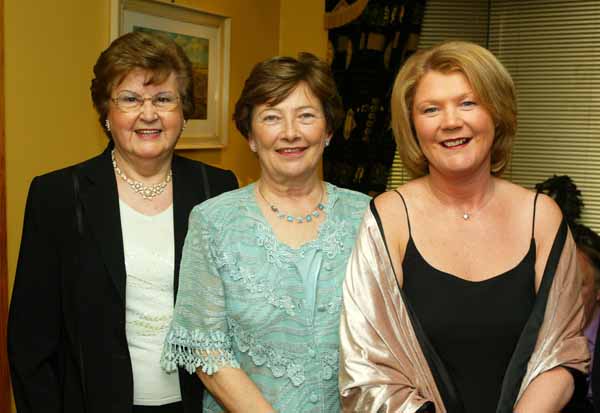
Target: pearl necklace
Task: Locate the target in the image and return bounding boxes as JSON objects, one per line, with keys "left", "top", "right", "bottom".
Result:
{"left": 257, "top": 183, "right": 325, "bottom": 223}
{"left": 111, "top": 150, "right": 172, "bottom": 200}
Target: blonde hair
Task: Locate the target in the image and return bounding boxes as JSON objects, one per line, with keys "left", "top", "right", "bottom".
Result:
{"left": 391, "top": 41, "right": 517, "bottom": 178}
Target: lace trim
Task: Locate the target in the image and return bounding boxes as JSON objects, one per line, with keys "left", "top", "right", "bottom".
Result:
{"left": 321, "top": 220, "right": 348, "bottom": 259}
{"left": 228, "top": 318, "right": 340, "bottom": 386}
{"left": 224, "top": 260, "right": 343, "bottom": 317}
{"left": 321, "top": 349, "right": 339, "bottom": 380}
{"left": 224, "top": 266, "right": 299, "bottom": 316}
{"left": 254, "top": 218, "right": 349, "bottom": 263}
{"left": 228, "top": 318, "right": 306, "bottom": 386}
{"left": 161, "top": 326, "right": 240, "bottom": 375}
{"left": 325, "top": 295, "right": 342, "bottom": 315}
{"left": 255, "top": 223, "right": 297, "bottom": 267}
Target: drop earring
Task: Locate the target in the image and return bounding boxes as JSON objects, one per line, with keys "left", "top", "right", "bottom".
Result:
{"left": 182, "top": 120, "right": 187, "bottom": 132}
{"left": 325, "top": 139, "right": 331, "bottom": 147}
{"left": 105, "top": 119, "right": 111, "bottom": 132}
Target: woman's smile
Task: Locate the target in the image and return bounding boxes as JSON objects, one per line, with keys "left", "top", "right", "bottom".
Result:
{"left": 275, "top": 146, "right": 308, "bottom": 157}
{"left": 134, "top": 128, "right": 162, "bottom": 139}
{"left": 440, "top": 137, "right": 471, "bottom": 148}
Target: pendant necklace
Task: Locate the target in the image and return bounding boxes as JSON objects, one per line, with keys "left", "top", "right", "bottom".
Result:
{"left": 257, "top": 183, "right": 325, "bottom": 223}
{"left": 460, "top": 182, "right": 495, "bottom": 221}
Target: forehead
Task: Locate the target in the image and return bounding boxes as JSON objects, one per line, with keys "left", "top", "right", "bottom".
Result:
{"left": 414, "top": 70, "right": 473, "bottom": 101}
{"left": 257, "top": 82, "right": 322, "bottom": 111}
{"left": 113, "top": 68, "right": 178, "bottom": 92}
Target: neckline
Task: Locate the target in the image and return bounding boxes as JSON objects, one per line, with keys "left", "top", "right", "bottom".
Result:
{"left": 405, "top": 236, "right": 535, "bottom": 285}
{"left": 247, "top": 182, "right": 337, "bottom": 252}
{"left": 119, "top": 199, "right": 173, "bottom": 219}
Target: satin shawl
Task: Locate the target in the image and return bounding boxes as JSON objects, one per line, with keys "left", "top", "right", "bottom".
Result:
{"left": 339, "top": 202, "right": 589, "bottom": 413}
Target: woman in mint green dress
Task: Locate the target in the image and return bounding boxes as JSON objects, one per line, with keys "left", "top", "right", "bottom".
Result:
{"left": 161, "top": 53, "right": 370, "bottom": 413}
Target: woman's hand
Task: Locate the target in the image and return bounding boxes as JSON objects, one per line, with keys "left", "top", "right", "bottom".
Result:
{"left": 514, "top": 366, "right": 574, "bottom": 412}
{"left": 197, "top": 366, "right": 274, "bottom": 413}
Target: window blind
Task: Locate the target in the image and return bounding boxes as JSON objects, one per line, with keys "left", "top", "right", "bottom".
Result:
{"left": 488, "top": 0, "right": 600, "bottom": 232}
{"left": 387, "top": 0, "right": 600, "bottom": 233}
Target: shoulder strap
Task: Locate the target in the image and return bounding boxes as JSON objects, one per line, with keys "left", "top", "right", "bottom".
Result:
{"left": 532, "top": 191, "right": 541, "bottom": 239}
{"left": 393, "top": 189, "right": 412, "bottom": 237}
{"left": 200, "top": 163, "right": 211, "bottom": 200}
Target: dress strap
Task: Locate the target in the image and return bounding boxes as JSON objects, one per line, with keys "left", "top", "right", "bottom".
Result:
{"left": 532, "top": 191, "right": 541, "bottom": 239}
{"left": 393, "top": 190, "right": 412, "bottom": 237}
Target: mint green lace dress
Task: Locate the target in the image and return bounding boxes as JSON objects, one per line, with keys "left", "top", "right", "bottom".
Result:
{"left": 161, "top": 183, "right": 369, "bottom": 413}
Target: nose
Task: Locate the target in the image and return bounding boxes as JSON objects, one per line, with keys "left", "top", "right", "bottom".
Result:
{"left": 441, "top": 107, "right": 463, "bottom": 130}
{"left": 139, "top": 99, "right": 158, "bottom": 122}
{"left": 280, "top": 116, "right": 299, "bottom": 140}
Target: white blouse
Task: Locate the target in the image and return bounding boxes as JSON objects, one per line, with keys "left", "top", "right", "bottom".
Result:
{"left": 120, "top": 200, "right": 181, "bottom": 406}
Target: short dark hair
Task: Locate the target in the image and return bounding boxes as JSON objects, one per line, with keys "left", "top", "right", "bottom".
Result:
{"left": 233, "top": 52, "right": 343, "bottom": 139}
{"left": 90, "top": 31, "right": 194, "bottom": 138}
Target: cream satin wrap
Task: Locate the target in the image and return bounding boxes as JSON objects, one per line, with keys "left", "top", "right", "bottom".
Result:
{"left": 339, "top": 207, "right": 589, "bottom": 413}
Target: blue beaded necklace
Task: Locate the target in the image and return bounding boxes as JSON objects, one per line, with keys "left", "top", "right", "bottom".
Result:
{"left": 258, "top": 183, "right": 325, "bottom": 223}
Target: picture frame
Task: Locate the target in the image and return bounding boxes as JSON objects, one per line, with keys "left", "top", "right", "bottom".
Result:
{"left": 110, "top": 0, "right": 231, "bottom": 149}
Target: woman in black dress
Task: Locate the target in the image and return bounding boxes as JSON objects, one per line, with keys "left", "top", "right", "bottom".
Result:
{"left": 339, "top": 40, "right": 589, "bottom": 413}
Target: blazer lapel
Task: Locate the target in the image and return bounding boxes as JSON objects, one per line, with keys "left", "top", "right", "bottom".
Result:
{"left": 78, "top": 147, "right": 127, "bottom": 303}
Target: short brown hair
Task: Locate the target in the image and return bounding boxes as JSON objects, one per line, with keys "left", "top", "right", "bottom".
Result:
{"left": 233, "top": 52, "right": 343, "bottom": 139}
{"left": 391, "top": 40, "right": 517, "bottom": 178}
{"left": 91, "top": 31, "right": 194, "bottom": 137}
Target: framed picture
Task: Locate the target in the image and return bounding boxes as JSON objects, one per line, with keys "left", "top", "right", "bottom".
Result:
{"left": 110, "top": 0, "right": 231, "bottom": 149}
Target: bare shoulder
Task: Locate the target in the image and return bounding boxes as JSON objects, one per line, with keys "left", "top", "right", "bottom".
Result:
{"left": 374, "top": 180, "right": 423, "bottom": 233}
{"left": 495, "top": 178, "right": 532, "bottom": 205}
{"left": 497, "top": 179, "right": 562, "bottom": 238}
{"left": 528, "top": 191, "right": 564, "bottom": 288}
{"left": 373, "top": 180, "right": 425, "bottom": 258}
{"left": 533, "top": 191, "right": 564, "bottom": 243}
{"left": 373, "top": 190, "right": 405, "bottom": 237}
{"left": 373, "top": 188, "right": 403, "bottom": 217}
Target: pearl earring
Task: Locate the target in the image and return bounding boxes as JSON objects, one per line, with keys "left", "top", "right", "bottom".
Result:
{"left": 325, "top": 139, "right": 331, "bottom": 147}
{"left": 105, "top": 119, "right": 111, "bottom": 132}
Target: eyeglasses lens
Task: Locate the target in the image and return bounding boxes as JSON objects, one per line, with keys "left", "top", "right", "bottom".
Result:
{"left": 115, "top": 92, "right": 179, "bottom": 112}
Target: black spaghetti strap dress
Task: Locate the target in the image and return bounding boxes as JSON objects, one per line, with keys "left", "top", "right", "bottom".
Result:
{"left": 397, "top": 191, "right": 537, "bottom": 412}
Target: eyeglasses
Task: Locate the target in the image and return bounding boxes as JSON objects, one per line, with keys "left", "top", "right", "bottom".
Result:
{"left": 111, "top": 91, "right": 180, "bottom": 112}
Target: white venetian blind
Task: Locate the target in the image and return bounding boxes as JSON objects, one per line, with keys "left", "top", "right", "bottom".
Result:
{"left": 387, "top": 0, "right": 489, "bottom": 189}
{"left": 488, "top": 0, "right": 600, "bottom": 232}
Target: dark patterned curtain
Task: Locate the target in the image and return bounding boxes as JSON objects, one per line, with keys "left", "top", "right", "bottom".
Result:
{"left": 323, "top": 0, "right": 426, "bottom": 196}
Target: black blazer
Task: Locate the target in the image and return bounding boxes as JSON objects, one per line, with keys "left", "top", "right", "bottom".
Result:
{"left": 8, "top": 145, "right": 238, "bottom": 413}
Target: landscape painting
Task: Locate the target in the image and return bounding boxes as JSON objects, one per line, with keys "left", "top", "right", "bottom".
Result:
{"left": 133, "top": 26, "right": 209, "bottom": 120}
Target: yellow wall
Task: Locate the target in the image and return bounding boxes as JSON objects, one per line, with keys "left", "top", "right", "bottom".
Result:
{"left": 5, "top": 1, "right": 325, "bottom": 411}
{"left": 5, "top": 2, "right": 110, "bottom": 294}
{"left": 160, "top": 0, "right": 281, "bottom": 186}
{"left": 279, "top": 0, "right": 328, "bottom": 58}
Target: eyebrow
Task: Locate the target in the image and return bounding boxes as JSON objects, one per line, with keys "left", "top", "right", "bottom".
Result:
{"left": 257, "top": 105, "right": 319, "bottom": 114}
{"left": 117, "top": 89, "right": 174, "bottom": 95}
{"left": 415, "top": 92, "right": 475, "bottom": 106}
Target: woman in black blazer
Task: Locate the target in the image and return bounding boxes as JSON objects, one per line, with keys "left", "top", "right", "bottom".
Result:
{"left": 7, "top": 32, "right": 238, "bottom": 413}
